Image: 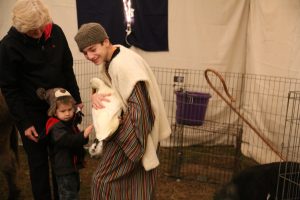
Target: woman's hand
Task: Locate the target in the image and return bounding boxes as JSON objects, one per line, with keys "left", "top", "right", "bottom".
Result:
{"left": 92, "top": 93, "right": 111, "bottom": 109}
{"left": 24, "top": 126, "right": 39, "bottom": 142}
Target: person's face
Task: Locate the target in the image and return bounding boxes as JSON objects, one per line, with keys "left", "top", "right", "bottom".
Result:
{"left": 82, "top": 40, "right": 109, "bottom": 65}
{"left": 55, "top": 102, "right": 75, "bottom": 122}
{"left": 25, "top": 25, "right": 45, "bottom": 39}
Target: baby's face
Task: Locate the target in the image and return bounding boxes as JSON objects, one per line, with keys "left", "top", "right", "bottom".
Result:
{"left": 55, "top": 103, "right": 75, "bottom": 121}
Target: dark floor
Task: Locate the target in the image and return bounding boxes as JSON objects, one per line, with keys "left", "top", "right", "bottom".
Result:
{"left": 0, "top": 146, "right": 218, "bottom": 200}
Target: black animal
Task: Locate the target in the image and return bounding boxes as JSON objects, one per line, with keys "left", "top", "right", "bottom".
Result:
{"left": 0, "top": 90, "right": 21, "bottom": 200}
{"left": 214, "top": 162, "right": 300, "bottom": 200}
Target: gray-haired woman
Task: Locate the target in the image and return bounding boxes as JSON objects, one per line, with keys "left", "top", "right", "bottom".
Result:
{"left": 0, "top": 0, "right": 83, "bottom": 199}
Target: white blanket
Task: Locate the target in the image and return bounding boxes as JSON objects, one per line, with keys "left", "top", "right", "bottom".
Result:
{"left": 99, "top": 45, "right": 172, "bottom": 171}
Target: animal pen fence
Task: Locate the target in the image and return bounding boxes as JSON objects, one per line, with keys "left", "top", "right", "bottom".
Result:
{"left": 276, "top": 91, "right": 300, "bottom": 200}
{"left": 73, "top": 60, "right": 300, "bottom": 186}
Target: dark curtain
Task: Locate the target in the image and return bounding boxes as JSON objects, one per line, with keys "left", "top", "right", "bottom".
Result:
{"left": 76, "top": 0, "right": 168, "bottom": 51}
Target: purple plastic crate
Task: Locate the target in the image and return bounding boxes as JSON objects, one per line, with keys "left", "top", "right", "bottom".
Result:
{"left": 176, "top": 91, "right": 211, "bottom": 126}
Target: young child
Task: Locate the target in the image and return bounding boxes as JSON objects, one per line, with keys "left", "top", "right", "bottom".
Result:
{"left": 37, "top": 87, "right": 93, "bottom": 200}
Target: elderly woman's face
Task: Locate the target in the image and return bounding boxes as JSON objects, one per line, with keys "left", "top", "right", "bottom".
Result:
{"left": 25, "top": 26, "right": 45, "bottom": 39}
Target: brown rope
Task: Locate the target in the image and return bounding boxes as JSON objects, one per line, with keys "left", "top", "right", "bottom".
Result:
{"left": 204, "top": 68, "right": 284, "bottom": 161}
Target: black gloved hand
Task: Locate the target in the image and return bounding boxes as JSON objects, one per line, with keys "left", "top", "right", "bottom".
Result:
{"left": 74, "top": 109, "right": 84, "bottom": 125}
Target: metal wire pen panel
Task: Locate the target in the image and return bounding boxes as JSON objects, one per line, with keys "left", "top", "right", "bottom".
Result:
{"left": 276, "top": 91, "right": 300, "bottom": 200}
{"left": 160, "top": 122, "right": 243, "bottom": 184}
{"left": 149, "top": 67, "right": 243, "bottom": 184}
{"left": 73, "top": 60, "right": 100, "bottom": 142}
{"left": 74, "top": 60, "right": 300, "bottom": 185}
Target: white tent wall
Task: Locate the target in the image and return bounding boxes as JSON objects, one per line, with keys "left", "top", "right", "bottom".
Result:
{"left": 0, "top": 1, "right": 14, "bottom": 39}
{"left": 243, "top": 0, "right": 300, "bottom": 163}
{"left": 1, "top": 0, "right": 299, "bottom": 75}
{"left": 1, "top": 0, "right": 300, "bottom": 164}
{"left": 247, "top": 0, "right": 300, "bottom": 77}
{"left": 0, "top": 0, "right": 250, "bottom": 71}
{"left": 133, "top": 0, "right": 249, "bottom": 72}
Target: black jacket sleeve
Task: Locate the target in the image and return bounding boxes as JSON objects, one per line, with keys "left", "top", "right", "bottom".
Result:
{"left": 56, "top": 25, "right": 82, "bottom": 104}
{"left": 0, "top": 42, "right": 32, "bottom": 130}
{"left": 50, "top": 124, "right": 88, "bottom": 148}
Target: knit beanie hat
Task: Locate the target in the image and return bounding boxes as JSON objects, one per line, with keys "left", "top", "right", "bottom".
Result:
{"left": 74, "top": 22, "right": 109, "bottom": 52}
{"left": 36, "top": 87, "right": 73, "bottom": 116}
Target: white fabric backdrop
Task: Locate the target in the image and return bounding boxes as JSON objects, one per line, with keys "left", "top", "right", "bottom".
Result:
{"left": 1, "top": 0, "right": 300, "bottom": 163}
{"left": 2, "top": 0, "right": 299, "bottom": 75}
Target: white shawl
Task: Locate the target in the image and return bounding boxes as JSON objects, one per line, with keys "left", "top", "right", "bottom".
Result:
{"left": 99, "top": 45, "right": 171, "bottom": 171}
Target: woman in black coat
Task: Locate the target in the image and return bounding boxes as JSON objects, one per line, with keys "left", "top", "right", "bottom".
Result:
{"left": 0, "top": 0, "right": 82, "bottom": 199}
